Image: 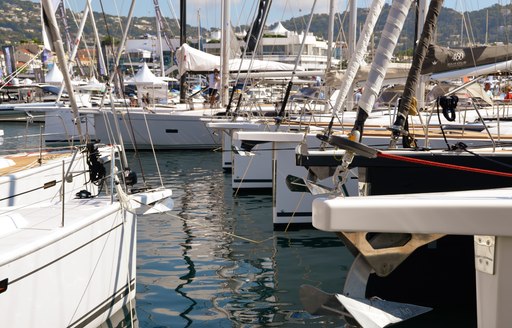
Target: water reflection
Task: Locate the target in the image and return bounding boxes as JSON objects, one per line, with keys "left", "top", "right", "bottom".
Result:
{"left": 0, "top": 121, "right": 44, "bottom": 152}
{"left": 132, "top": 151, "right": 349, "bottom": 327}
{"left": 0, "top": 125, "right": 350, "bottom": 327}
{"left": 98, "top": 302, "right": 139, "bottom": 328}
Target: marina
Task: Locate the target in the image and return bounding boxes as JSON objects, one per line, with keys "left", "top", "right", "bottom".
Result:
{"left": 1, "top": 122, "right": 477, "bottom": 328}
{"left": 2, "top": 0, "right": 512, "bottom": 327}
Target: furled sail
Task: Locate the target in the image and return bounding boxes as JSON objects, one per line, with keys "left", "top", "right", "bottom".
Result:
{"left": 389, "top": 0, "right": 444, "bottom": 148}
{"left": 350, "top": 0, "right": 413, "bottom": 138}
{"left": 332, "top": 0, "right": 386, "bottom": 115}
{"left": 244, "top": 0, "right": 272, "bottom": 54}
{"left": 41, "top": 0, "right": 61, "bottom": 52}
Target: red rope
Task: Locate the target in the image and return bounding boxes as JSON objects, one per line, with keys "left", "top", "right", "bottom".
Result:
{"left": 377, "top": 152, "right": 512, "bottom": 178}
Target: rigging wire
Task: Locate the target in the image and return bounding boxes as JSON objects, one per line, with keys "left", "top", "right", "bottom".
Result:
{"left": 165, "top": 0, "right": 181, "bottom": 30}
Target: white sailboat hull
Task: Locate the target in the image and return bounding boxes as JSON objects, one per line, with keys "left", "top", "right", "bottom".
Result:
{"left": 42, "top": 106, "right": 222, "bottom": 149}
{"left": 0, "top": 201, "right": 136, "bottom": 328}
{"left": 232, "top": 128, "right": 498, "bottom": 228}
{"left": 312, "top": 187, "right": 512, "bottom": 328}
{"left": 94, "top": 108, "right": 221, "bottom": 150}
{"left": 0, "top": 146, "right": 137, "bottom": 328}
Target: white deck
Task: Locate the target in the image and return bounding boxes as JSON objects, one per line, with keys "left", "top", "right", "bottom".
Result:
{"left": 0, "top": 144, "right": 145, "bottom": 327}
{"left": 312, "top": 187, "right": 512, "bottom": 236}
{"left": 0, "top": 197, "right": 121, "bottom": 266}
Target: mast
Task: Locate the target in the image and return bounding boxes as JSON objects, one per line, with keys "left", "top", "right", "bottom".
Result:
{"left": 153, "top": 0, "right": 165, "bottom": 76}
{"left": 389, "top": 0, "right": 444, "bottom": 148}
{"left": 349, "top": 0, "right": 413, "bottom": 140}
{"left": 56, "top": 1, "right": 91, "bottom": 103}
{"left": 153, "top": 0, "right": 177, "bottom": 76}
{"left": 324, "top": 0, "right": 335, "bottom": 113}
{"left": 179, "top": 0, "right": 187, "bottom": 103}
{"left": 416, "top": 0, "right": 427, "bottom": 114}
{"left": 485, "top": 9, "right": 489, "bottom": 45}
{"left": 275, "top": 0, "right": 317, "bottom": 126}
{"left": 197, "top": 9, "right": 201, "bottom": 51}
{"left": 41, "top": 0, "right": 84, "bottom": 143}
{"left": 221, "top": 0, "right": 230, "bottom": 106}
{"left": 330, "top": 0, "right": 385, "bottom": 117}
{"left": 348, "top": 0, "right": 357, "bottom": 54}
{"left": 346, "top": 0, "right": 358, "bottom": 110}
{"left": 57, "top": 0, "right": 72, "bottom": 55}
{"left": 226, "top": 0, "right": 272, "bottom": 115}
{"left": 87, "top": 0, "right": 108, "bottom": 77}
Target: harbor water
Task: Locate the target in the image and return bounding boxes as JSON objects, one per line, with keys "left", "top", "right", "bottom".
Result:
{"left": 1, "top": 121, "right": 348, "bottom": 327}
{"left": 130, "top": 149, "right": 350, "bottom": 327}
{"left": 1, "top": 122, "right": 476, "bottom": 327}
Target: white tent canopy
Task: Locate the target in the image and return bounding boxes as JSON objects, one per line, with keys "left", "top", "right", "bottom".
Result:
{"left": 268, "top": 22, "right": 289, "bottom": 36}
{"left": 126, "top": 62, "right": 168, "bottom": 105}
{"left": 176, "top": 43, "right": 302, "bottom": 76}
{"left": 44, "top": 64, "right": 63, "bottom": 85}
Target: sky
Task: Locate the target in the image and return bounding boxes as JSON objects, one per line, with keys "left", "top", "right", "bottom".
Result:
{"left": 58, "top": 0, "right": 504, "bottom": 29}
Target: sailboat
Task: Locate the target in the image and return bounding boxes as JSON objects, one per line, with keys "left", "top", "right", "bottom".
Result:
{"left": 225, "top": 0, "right": 507, "bottom": 231}
{"left": 0, "top": 1, "right": 173, "bottom": 327}
{"left": 298, "top": 1, "right": 512, "bottom": 327}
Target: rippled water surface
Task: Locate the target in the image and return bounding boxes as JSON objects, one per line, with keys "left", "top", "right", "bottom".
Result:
{"left": 129, "top": 150, "right": 351, "bottom": 327}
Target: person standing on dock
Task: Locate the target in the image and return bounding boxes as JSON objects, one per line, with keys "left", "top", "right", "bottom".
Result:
{"left": 208, "top": 68, "right": 220, "bottom": 108}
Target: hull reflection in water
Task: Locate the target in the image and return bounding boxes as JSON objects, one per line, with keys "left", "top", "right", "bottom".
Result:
{"left": 133, "top": 151, "right": 350, "bottom": 327}
{"left": 98, "top": 302, "right": 139, "bottom": 328}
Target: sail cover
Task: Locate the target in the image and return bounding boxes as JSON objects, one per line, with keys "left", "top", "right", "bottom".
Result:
{"left": 176, "top": 44, "right": 301, "bottom": 76}
{"left": 423, "top": 44, "right": 512, "bottom": 77}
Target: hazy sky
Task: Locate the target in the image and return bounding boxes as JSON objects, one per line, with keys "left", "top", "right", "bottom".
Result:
{"left": 59, "top": 0, "right": 502, "bottom": 28}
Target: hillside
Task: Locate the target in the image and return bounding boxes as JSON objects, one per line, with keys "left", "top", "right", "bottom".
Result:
{"left": 279, "top": 3, "right": 512, "bottom": 51}
{"left": 1, "top": 1, "right": 511, "bottom": 50}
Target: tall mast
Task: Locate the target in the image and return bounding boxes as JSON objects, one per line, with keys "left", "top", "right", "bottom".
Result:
{"left": 153, "top": 0, "right": 165, "bottom": 76}
{"left": 349, "top": 0, "right": 413, "bottom": 139}
{"left": 56, "top": 1, "right": 91, "bottom": 103}
{"left": 179, "top": 0, "right": 187, "bottom": 103}
{"left": 41, "top": 0, "right": 84, "bottom": 143}
{"left": 57, "top": 0, "right": 72, "bottom": 54}
{"left": 326, "top": 0, "right": 335, "bottom": 71}
{"left": 153, "top": 0, "right": 177, "bottom": 77}
{"left": 416, "top": 0, "right": 428, "bottom": 113}
{"left": 221, "top": 0, "right": 230, "bottom": 106}
{"left": 226, "top": 0, "right": 272, "bottom": 115}
{"left": 156, "top": 13, "right": 164, "bottom": 76}
{"left": 389, "top": 0, "right": 444, "bottom": 148}
{"left": 197, "top": 9, "right": 201, "bottom": 50}
{"left": 245, "top": 0, "right": 272, "bottom": 55}
{"left": 324, "top": 0, "right": 335, "bottom": 113}
{"left": 87, "top": 0, "right": 108, "bottom": 77}
{"left": 485, "top": 9, "right": 489, "bottom": 45}
{"left": 347, "top": 0, "right": 358, "bottom": 110}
